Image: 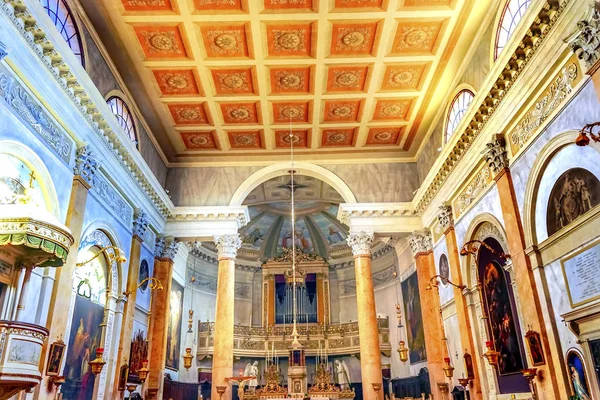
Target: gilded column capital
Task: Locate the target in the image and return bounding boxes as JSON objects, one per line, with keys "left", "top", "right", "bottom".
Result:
{"left": 0, "top": 40, "right": 8, "bottom": 61}
{"left": 437, "top": 205, "right": 454, "bottom": 231}
{"left": 408, "top": 231, "right": 433, "bottom": 257}
{"left": 214, "top": 234, "right": 242, "bottom": 260}
{"left": 346, "top": 231, "right": 374, "bottom": 257}
{"left": 132, "top": 209, "right": 149, "bottom": 240}
{"left": 484, "top": 134, "right": 509, "bottom": 176}
{"left": 155, "top": 236, "right": 178, "bottom": 260}
{"left": 73, "top": 145, "right": 99, "bottom": 187}
{"left": 568, "top": 7, "right": 600, "bottom": 69}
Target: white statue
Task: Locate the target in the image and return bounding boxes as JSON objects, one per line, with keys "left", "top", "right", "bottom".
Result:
{"left": 334, "top": 359, "right": 351, "bottom": 390}
{"left": 244, "top": 361, "right": 259, "bottom": 391}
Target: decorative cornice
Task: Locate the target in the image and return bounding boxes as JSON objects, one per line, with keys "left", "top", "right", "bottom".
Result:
{"left": 214, "top": 234, "right": 242, "bottom": 260}
{"left": 337, "top": 204, "right": 417, "bottom": 226}
{"left": 567, "top": 6, "right": 600, "bottom": 69}
{"left": 452, "top": 163, "right": 493, "bottom": 219}
{"left": 346, "top": 232, "right": 374, "bottom": 257}
{"left": 437, "top": 205, "right": 454, "bottom": 231}
{"left": 73, "top": 145, "right": 99, "bottom": 187}
{"left": 168, "top": 208, "right": 249, "bottom": 227}
{"left": 484, "top": 134, "right": 509, "bottom": 176}
{"left": 408, "top": 231, "right": 432, "bottom": 257}
{"left": 155, "top": 235, "right": 178, "bottom": 260}
{"left": 132, "top": 209, "right": 149, "bottom": 239}
{"left": 414, "top": 0, "right": 567, "bottom": 214}
{"left": 0, "top": 1, "right": 171, "bottom": 218}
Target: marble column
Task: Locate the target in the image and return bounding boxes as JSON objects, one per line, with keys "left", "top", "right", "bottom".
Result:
{"left": 347, "top": 232, "right": 383, "bottom": 400}
{"left": 146, "top": 237, "right": 178, "bottom": 399}
{"left": 409, "top": 231, "right": 448, "bottom": 398}
{"left": 485, "top": 136, "right": 569, "bottom": 399}
{"left": 211, "top": 234, "right": 242, "bottom": 400}
{"left": 39, "top": 146, "right": 97, "bottom": 400}
{"left": 438, "top": 206, "right": 482, "bottom": 399}
{"left": 112, "top": 209, "right": 149, "bottom": 398}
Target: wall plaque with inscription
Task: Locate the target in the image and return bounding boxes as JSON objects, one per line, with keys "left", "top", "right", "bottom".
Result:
{"left": 561, "top": 241, "right": 600, "bottom": 307}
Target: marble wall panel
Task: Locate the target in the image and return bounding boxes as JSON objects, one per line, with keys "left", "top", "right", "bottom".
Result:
{"left": 417, "top": 122, "right": 444, "bottom": 184}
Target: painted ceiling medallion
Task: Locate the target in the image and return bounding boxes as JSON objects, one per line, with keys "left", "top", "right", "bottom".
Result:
{"left": 269, "top": 67, "right": 311, "bottom": 94}
{"left": 193, "top": 0, "right": 243, "bottom": 12}
{"left": 228, "top": 130, "right": 263, "bottom": 148}
{"left": 381, "top": 64, "right": 425, "bottom": 91}
{"left": 366, "top": 127, "right": 403, "bottom": 145}
{"left": 334, "top": 0, "right": 383, "bottom": 9}
{"left": 267, "top": 25, "right": 312, "bottom": 57}
{"left": 211, "top": 68, "right": 254, "bottom": 95}
{"left": 403, "top": 0, "right": 452, "bottom": 6}
{"left": 391, "top": 21, "right": 443, "bottom": 55}
{"left": 373, "top": 99, "right": 411, "bottom": 121}
{"left": 168, "top": 103, "right": 210, "bottom": 125}
{"left": 201, "top": 25, "right": 249, "bottom": 58}
{"left": 327, "top": 66, "right": 368, "bottom": 92}
{"left": 181, "top": 131, "right": 218, "bottom": 149}
{"left": 121, "top": 0, "right": 173, "bottom": 12}
{"left": 323, "top": 100, "right": 361, "bottom": 122}
{"left": 153, "top": 69, "right": 202, "bottom": 96}
{"left": 220, "top": 103, "right": 259, "bottom": 124}
{"left": 331, "top": 23, "right": 378, "bottom": 56}
{"left": 321, "top": 128, "right": 355, "bottom": 147}
{"left": 272, "top": 102, "right": 309, "bottom": 123}
{"left": 274, "top": 129, "right": 309, "bottom": 148}
{"left": 263, "top": 0, "right": 313, "bottom": 10}
{"left": 134, "top": 26, "right": 187, "bottom": 58}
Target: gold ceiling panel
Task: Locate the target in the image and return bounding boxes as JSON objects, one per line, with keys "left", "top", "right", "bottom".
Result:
{"left": 101, "top": 0, "right": 475, "bottom": 163}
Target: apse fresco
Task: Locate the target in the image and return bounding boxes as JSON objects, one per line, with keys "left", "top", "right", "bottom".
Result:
{"left": 62, "top": 295, "right": 105, "bottom": 400}
{"left": 312, "top": 213, "right": 346, "bottom": 247}
{"left": 482, "top": 261, "right": 524, "bottom": 375}
{"left": 401, "top": 272, "right": 427, "bottom": 363}
{"left": 278, "top": 218, "right": 314, "bottom": 253}
{"left": 547, "top": 168, "right": 600, "bottom": 236}
{"left": 241, "top": 213, "right": 277, "bottom": 250}
{"left": 166, "top": 280, "right": 184, "bottom": 370}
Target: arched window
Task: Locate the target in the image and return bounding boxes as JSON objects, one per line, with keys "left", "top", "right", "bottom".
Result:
{"left": 445, "top": 89, "right": 474, "bottom": 143}
{"left": 494, "top": 0, "right": 533, "bottom": 60}
{"left": 107, "top": 96, "right": 138, "bottom": 148}
{"left": 74, "top": 246, "right": 107, "bottom": 306}
{"left": 40, "top": 0, "right": 84, "bottom": 66}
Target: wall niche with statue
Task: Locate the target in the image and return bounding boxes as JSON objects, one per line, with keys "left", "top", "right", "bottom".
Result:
{"left": 546, "top": 168, "right": 600, "bottom": 236}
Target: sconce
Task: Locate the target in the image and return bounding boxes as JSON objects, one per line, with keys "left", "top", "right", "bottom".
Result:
{"left": 576, "top": 122, "right": 600, "bottom": 146}
{"left": 397, "top": 341, "right": 409, "bottom": 363}
{"left": 183, "top": 347, "right": 193, "bottom": 370}
{"left": 425, "top": 275, "right": 466, "bottom": 291}
{"left": 459, "top": 240, "right": 510, "bottom": 260}
{"left": 123, "top": 277, "right": 163, "bottom": 297}
{"left": 483, "top": 341, "right": 500, "bottom": 368}
{"left": 443, "top": 357, "right": 454, "bottom": 378}
{"left": 76, "top": 246, "right": 127, "bottom": 268}
{"left": 137, "top": 360, "right": 150, "bottom": 382}
{"left": 88, "top": 348, "right": 106, "bottom": 376}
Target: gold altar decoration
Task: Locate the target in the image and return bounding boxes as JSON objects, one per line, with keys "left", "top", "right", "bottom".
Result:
{"left": 308, "top": 363, "right": 355, "bottom": 399}
{"left": 226, "top": 372, "right": 255, "bottom": 400}
{"left": 251, "top": 362, "right": 287, "bottom": 398}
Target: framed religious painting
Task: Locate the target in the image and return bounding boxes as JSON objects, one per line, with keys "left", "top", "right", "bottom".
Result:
{"left": 525, "top": 330, "right": 545, "bottom": 366}
{"left": 464, "top": 352, "right": 475, "bottom": 379}
{"left": 46, "top": 340, "right": 66, "bottom": 376}
{"left": 118, "top": 364, "right": 129, "bottom": 391}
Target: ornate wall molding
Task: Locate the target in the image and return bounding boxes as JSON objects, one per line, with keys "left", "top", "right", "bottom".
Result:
{"left": 414, "top": 0, "right": 568, "bottom": 215}
{"left": 509, "top": 61, "right": 581, "bottom": 155}
{"left": 452, "top": 163, "right": 493, "bottom": 219}
{"left": 0, "top": 1, "right": 171, "bottom": 218}
{"left": 91, "top": 172, "right": 133, "bottom": 225}
{"left": 0, "top": 68, "right": 73, "bottom": 163}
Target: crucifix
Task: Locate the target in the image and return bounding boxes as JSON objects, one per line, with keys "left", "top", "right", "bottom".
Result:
{"left": 28, "top": 171, "right": 36, "bottom": 188}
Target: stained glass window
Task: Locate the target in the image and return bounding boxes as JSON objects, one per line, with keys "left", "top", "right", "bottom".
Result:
{"left": 445, "top": 90, "right": 474, "bottom": 142}
{"left": 107, "top": 96, "right": 138, "bottom": 148}
{"left": 495, "top": 0, "right": 533, "bottom": 60}
{"left": 40, "top": 0, "right": 84, "bottom": 66}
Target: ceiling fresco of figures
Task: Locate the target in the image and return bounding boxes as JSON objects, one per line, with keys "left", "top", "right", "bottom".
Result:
{"left": 93, "top": 0, "right": 477, "bottom": 164}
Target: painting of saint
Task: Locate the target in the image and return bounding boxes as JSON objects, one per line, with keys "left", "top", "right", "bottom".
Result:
{"left": 482, "top": 261, "right": 524, "bottom": 375}
{"left": 547, "top": 168, "right": 600, "bottom": 236}
{"left": 327, "top": 226, "right": 344, "bottom": 245}
{"left": 401, "top": 272, "right": 427, "bottom": 363}
{"left": 438, "top": 254, "right": 450, "bottom": 285}
{"left": 138, "top": 260, "right": 149, "bottom": 292}
{"left": 567, "top": 351, "right": 591, "bottom": 400}
{"left": 166, "top": 281, "right": 183, "bottom": 370}
{"left": 62, "top": 295, "right": 104, "bottom": 400}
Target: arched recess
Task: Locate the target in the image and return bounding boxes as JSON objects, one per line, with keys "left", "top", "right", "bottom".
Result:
{"left": 229, "top": 162, "right": 357, "bottom": 206}
{"left": 0, "top": 140, "right": 60, "bottom": 218}
{"left": 523, "top": 131, "right": 600, "bottom": 246}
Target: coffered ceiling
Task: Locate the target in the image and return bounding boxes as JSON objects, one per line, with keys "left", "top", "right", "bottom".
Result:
{"left": 87, "top": 0, "right": 484, "bottom": 166}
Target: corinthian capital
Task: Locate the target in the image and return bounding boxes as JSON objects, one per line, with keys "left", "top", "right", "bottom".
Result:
{"left": 437, "top": 205, "right": 454, "bottom": 231}
{"left": 155, "top": 235, "right": 178, "bottom": 260}
{"left": 568, "top": 7, "right": 600, "bottom": 69}
{"left": 346, "top": 231, "right": 374, "bottom": 257}
{"left": 73, "top": 145, "right": 99, "bottom": 187}
{"left": 408, "top": 231, "right": 432, "bottom": 257}
{"left": 132, "top": 209, "right": 149, "bottom": 239}
{"left": 484, "top": 134, "right": 509, "bottom": 176}
{"left": 214, "top": 234, "right": 242, "bottom": 260}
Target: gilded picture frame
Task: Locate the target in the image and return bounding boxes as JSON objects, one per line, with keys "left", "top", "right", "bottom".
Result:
{"left": 45, "top": 340, "right": 66, "bottom": 376}
{"left": 525, "top": 330, "right": 545, "bottom": 366}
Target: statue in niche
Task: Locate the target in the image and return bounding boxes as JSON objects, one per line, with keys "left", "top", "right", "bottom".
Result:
{"left": 547, "top": 168, "right": 600, "bottom": 236}
{"left": 334, "top": 359, "right": 351, "bottom": 390}
{"left": 244, "top": 361, "right": 259, "bottom": 391}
